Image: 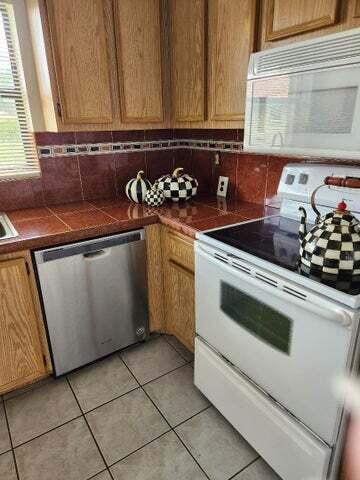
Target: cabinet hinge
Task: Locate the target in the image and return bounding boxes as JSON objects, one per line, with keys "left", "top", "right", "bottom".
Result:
{"left": 25, "top": 261, "right": 30, "bottom": 275}
{"left": 56, "top": 102, "right": 62, "bottom": 118}
{"left": 43, "top": 354, "right": 47, "bottom": 367}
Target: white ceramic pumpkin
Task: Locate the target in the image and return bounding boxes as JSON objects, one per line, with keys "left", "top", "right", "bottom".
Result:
{"left": 125, "top": 170, "right": 152, "bottom": 203}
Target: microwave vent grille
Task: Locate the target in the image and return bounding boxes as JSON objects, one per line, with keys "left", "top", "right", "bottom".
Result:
{"left": 254, "top": 31, "right": 360, "bottom": 76}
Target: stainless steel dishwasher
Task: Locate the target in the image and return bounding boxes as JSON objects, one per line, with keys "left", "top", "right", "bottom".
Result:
{"left": 34, "top": 229, "right": 148, "bottom": 376}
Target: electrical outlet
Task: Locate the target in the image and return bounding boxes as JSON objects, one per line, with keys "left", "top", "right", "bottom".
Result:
{"left": 217, "top": 176, "right": 229, "bottom": 197}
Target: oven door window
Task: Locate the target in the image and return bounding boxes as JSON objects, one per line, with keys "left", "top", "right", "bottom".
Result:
{"left": 220, "top": 281, "right": 292, "bottom": 355}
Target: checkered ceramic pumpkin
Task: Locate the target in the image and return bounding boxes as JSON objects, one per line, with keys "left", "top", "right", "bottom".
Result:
{"left": 144, "top": 183, "right": 165, "bottom": 207}
{"left": 157, "top": 167, "right": 198, "bottom": 202}
{"left": 125, "top": 170, "right": 151, "bottom": 203}
{"left": 298, "top": 201, "right": 360, "bottom": 280}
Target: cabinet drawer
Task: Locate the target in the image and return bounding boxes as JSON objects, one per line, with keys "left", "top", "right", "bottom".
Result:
{"left": 194, "top": 338, "right": 331, "bottom": 480}
{"left": 166, "top": 230, "right": 194, "bottom": 272}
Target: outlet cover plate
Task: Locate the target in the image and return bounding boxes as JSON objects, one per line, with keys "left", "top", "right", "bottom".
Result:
{"left": 217, "top": 176, "right": 229, "bottom": 197}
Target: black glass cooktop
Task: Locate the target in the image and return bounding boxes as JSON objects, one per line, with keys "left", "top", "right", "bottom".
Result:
{"left": 204, "top": 216, "right": 360, "bottom": 295}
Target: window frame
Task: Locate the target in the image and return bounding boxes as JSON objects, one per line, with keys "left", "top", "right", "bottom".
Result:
{"left": 0, "top": 0, "right": 44, "bottom": 181}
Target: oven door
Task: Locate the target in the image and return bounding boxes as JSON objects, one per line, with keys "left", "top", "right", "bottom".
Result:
{"left": 195, "top": 243, "right": 358, "bottom": 445}
{"left": 244, "top": 65, "right": 360, "bottom": 159}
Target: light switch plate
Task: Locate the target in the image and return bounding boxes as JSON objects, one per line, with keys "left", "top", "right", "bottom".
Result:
{"left": 217, "top": 176, "right": 229, "bottom": 197}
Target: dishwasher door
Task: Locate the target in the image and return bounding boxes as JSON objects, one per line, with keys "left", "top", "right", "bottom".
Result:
{"left": 34, "top": 229, "right": 148, "bottom": 375}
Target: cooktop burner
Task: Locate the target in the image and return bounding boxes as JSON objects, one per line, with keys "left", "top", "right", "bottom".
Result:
{"left": 204, "top": 216, "right": 360, "bottom": 295}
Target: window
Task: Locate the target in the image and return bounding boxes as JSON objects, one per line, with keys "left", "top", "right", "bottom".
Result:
{"left": 0, "top": 1, "right": 39, "bottom": 180}
{"left": 220, "top": 281, "right": 293, "bottom": 355}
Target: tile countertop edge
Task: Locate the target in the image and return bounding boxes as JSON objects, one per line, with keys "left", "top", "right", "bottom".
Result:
{"left": 0, "top": 199, "right": 279, "bottom": 255}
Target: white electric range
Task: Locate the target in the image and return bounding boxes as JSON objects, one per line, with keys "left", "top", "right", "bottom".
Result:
{"left": 194, "top": 164, "right": 360, "bottom": 480}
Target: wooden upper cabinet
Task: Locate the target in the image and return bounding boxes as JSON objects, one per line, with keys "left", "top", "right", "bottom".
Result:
{"left": 260, "top": 0, "right": 360, "bottom": 49}
{"left": 0, "top": 256, "right": 48, "bottom": 394}
{"left": 169, "top": 0, "right": 206, "bottom": 123}
{"left": 265, "top": 0, "right": 340, "bottom": 41}
{"left": 45, "top": 0, "right": 118, "bottom": 126}
{"left": 113, "top": 0, "right": 165, "bottom": 123}
{"left": 208, "top": 0, "right": 257, "bottom": 123}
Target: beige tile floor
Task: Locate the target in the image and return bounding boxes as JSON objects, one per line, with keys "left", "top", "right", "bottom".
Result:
{"left": 0, "top": 335, "right": 281, "bottom": 480}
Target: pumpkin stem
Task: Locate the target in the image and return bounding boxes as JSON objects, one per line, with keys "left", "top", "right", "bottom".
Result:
{"left": 136, "top": 170, "right": 145, "bottom": 180}
{"left": 172, "top": 167, "right": 184, "bottom": 178}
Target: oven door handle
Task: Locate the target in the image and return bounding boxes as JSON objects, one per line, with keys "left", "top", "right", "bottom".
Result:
{"left": 197, "top": 248, "right": 353, "bottom": 329}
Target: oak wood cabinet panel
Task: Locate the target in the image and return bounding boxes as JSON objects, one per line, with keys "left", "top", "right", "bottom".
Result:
{"left": 146, "top": 224, "right": 165, "bottom": 333}
{"left": 169, "top": 0, "right": 207, "bottom": 123}
{"left": 265, "top": 0, "right": 340, "bottom": 41}
{"left": 161, "top": 227, "right": 195, "bottom": 352}
{"left": 208, "top": 0, "right": 258, "bottom": 124}
{"left": 260, "top": 0, "right": 360, "bottom": 49}
{"left": 113, "top": 0, "right": 166, "bottom": 124}
{"left": 44, "top": 0, "right": 119, "bottom": 128}
{"left": 0, "top": 251, "right": 51, "bottom": 395}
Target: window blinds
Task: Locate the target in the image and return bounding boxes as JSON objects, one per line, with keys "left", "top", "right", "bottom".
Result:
{"left": 0, "top": 2, "right": 39, "bottom": 180}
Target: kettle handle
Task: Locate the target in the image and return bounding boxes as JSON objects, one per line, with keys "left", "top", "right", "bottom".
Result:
{"left": 311, "top": 184, "right": 325, "bottom": 224}
{"left": 324, "top": 176, "right": 360, "bottom": 188}
{"left": 311, "top": 176, "right": 360, "bottom": 223}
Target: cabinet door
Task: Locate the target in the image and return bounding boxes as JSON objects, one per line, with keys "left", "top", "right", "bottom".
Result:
{"left": 165, "top": 260, "right": 195, "bottom": 352}
{"left": 260, "top": 0, "right": 360, "bottom": 49}
{"left": 162, "top": 228, "right": 195, "bottom": 351}
{"left": 264, "top": 0, "right": 339, "bottom": 41}
{"left": 170, "top": 0, "right": 206, "bottom": 123}
{"left": 45, "top": 0, "right": 118, "bottom": 126}
{"left": 0, "top": 258, "right": 47, "bottom": 394}
{"left": 113, "top": 0, "right": 165, "bottom": 123}
{"left": 208, "top": 0, "right": 257, "bottom": 123}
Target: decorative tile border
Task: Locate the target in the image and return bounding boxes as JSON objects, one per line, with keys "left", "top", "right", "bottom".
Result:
{"left": 38, "top": 139, "right": 244, "bottom": 158}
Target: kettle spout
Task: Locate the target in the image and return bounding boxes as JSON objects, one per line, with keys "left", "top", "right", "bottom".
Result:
{"left": 298, "top": 207, "right": 307, "bottom": 244}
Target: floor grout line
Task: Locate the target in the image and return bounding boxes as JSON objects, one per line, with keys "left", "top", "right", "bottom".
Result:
{"left": 161, "top": 333, "right": 194, "bottom": 363}
{"left": 172, "top": 404, "right": 211, "bottom": 430}
{"left": 73, "top": 384, "right": 141, "bottom": 416}
{"left": 65, "top": 377, "right": 115, "bottom": 480}
{"left": 227, "top": 456, "right": 260, "bottom": 480}
{"left": 121, "top": 358, "right": 212, "bottom": 480}
{"left": 2, "top": 337, "right": 268, "bottom": 480}
{"left": 106, "top": 430, "right": 172, "bottom": 471}
{"left": 9, "top": 413, "right": 84, "bottom": 450}
{"left": 2, "top": 401, "right": 20, "bottom": 480}
{"left": 86, "top": 467, "right": 110, "bottom": 480}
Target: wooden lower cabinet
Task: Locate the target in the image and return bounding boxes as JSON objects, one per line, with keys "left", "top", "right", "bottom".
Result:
{"left": 0, "top": 250, "right": 51, "bottom": 395}
{"left": 146, "top": 225, "right": 195, "bottom": 352}
{"left": 162, "top": 227, "right": 195, "bottom": 351}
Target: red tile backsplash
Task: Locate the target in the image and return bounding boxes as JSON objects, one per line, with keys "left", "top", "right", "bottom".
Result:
{"left": 40, "top": 156, "right": 83, "bottom": 205}
{"left": 79, "top": 154, "right": 117, "bottom": 200}
{"left": 0, "top": 177, "right": 44, "bottom": 211}
{"left": 146, "top": 150, "right": 174, "bottom": 183}
{"left": 75, "top": 131, "right": 112, "bottom": 144}
{"left": 35, "top": 132, "right": 75, "bottom": 146}
{"left": 192, "top": 150, "right": 213, "bottom": 196}
{"left": 0, "top": 128, "right": 301, "bottom": 212}
{"left": 237, "top": 154, "right": 268, "bottom": 205}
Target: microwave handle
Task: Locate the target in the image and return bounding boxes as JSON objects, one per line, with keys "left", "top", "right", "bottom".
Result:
{"left": 198, "top": 248, "right": 353, "bottom": 329}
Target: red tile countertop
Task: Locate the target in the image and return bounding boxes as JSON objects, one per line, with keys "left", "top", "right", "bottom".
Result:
{"left": 0, "top": 196, "right": 279, "bottom": 254}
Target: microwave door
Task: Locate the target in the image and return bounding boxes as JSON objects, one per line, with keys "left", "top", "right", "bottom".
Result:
{"left": 246, "top": 66, "right": 360, "bottom": 157}
{"left": 285, "top": 66, "right": 360, "bottom": 151}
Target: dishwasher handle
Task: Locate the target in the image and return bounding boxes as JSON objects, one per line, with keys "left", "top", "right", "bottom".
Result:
{"left": 83, "top": 249, "right": 110, "bottom": 261}
{"left": 35, "top": 229, "right": 144, "bottom": 263}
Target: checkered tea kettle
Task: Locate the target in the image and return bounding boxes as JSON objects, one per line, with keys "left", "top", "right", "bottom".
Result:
{"left": 298, "top": 176, "right": 360, "bottom": 279}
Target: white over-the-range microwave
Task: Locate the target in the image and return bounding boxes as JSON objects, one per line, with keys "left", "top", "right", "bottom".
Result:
{"left": 244, "top": 27, "right": 360, "bottom": 160}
